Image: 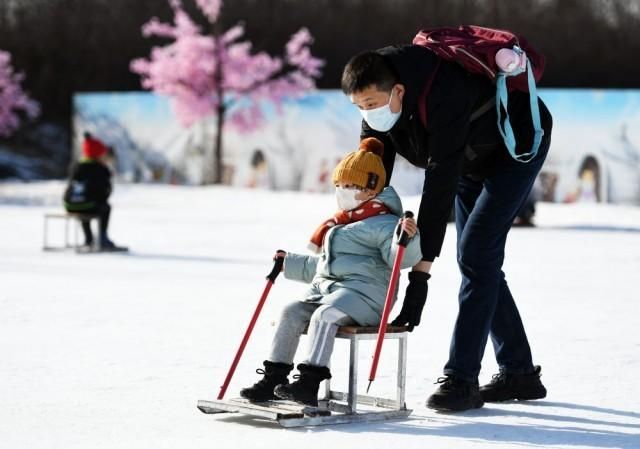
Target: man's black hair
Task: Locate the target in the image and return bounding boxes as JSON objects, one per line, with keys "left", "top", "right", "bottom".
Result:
{"left": 341, "top": 51, "right": 398, "bottom": 95}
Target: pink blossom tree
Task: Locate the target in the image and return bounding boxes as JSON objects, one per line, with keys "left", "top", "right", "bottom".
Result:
{"left": 131, "top": 0, "right": 324, "bottom": 183}
{"left": 0, "top": 50, "right": 40, "bottom": 137}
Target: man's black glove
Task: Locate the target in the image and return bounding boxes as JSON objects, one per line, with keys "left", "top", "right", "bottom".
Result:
{"left": 390, "top": 271, "right": 430, "bottom": 331}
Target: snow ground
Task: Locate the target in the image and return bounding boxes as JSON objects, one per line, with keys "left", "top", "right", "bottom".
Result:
{"left": 1, "top": 181, "right": 639, "bottom": 449}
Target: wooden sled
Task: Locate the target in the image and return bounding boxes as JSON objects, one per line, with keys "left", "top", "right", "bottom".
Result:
{"left": 198, "top": 325, "right": 412, "bottom": 427}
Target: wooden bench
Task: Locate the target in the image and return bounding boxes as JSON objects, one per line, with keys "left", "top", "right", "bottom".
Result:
{"left": 42, "top": 212, "right": 100, "bottom": 251}
{"left": 197, "top": 324, "right": 411, "bottom": 427}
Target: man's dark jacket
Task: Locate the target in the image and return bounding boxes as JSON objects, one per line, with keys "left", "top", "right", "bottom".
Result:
{"left": 361, "top": 45, "right": 553, "bottom": 261}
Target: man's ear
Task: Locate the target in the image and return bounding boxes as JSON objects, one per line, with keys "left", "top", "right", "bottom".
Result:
{"left": 395, "top": 84, "right": 406, "bottom": 102}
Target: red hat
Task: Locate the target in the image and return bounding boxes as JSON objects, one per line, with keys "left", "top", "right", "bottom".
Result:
{"left": 82, "top": 135, "right": 108, "bottom": 159}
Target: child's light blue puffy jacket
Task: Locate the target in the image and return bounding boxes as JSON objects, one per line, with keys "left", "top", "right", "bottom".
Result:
{"left": 284, "top": 186, "right": 422, "bottom": 326}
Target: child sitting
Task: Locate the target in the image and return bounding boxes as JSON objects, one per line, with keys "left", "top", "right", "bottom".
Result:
{"left": 63, "top": 132, "right": 120, "bottom": 250}
{"left": 240, "top": 137, "right": 422, "bottom": 406}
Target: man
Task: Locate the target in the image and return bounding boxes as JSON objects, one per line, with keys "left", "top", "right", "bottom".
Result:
{"left": 341, "top": 44, "right": 551, "bottom": 411}
{"left": 63, "top": 132, "right": 119, "bottom": 250}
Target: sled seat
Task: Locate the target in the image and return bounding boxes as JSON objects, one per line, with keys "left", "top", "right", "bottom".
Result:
{"left": 197, "top": 324, "right": 411, "bottom": 427}
{"left": 335, "top": 325, "right": 408, "bottom": 334}
{"left": 42, "top": 212, "right": 99, "bottom": 252}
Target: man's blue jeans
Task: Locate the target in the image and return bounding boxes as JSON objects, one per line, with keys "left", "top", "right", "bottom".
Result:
{"left": 443, "top": 137, "right": 551, "bottom": 382}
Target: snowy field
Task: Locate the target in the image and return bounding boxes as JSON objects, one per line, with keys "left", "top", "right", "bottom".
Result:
{"left": 1, "top": 181, "right": 639, "bottom": 449}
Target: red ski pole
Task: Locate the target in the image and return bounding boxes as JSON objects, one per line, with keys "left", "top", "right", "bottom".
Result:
{"left": 367, "top": 211, "right": 413, "bottom": 393}
{"left": 217, "top": 252, "right": 285, "bottom": 400}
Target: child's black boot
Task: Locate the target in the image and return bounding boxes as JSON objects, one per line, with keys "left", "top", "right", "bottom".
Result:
{"left": 273, "top": 363, "right": 331, "bottom": 406}
{"left": 239, "top": 360, "right": 293, "bottom": 402}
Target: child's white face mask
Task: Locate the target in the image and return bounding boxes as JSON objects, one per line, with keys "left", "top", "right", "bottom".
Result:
{"left": 335, "top": 186, "right": 363, "bottom": 211}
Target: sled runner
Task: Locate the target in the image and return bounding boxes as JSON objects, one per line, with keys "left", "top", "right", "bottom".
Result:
{"left": 197, "top": 325, "right": 412, "bottom": 427}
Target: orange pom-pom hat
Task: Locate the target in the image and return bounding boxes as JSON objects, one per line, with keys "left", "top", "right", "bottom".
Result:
{"left": 332, "top": 137, "right": 386, "bottom": 193}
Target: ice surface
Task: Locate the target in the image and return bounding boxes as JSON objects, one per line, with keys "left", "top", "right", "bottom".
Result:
{"left": 1, "top": 182, "right": 638, "bottom": 448}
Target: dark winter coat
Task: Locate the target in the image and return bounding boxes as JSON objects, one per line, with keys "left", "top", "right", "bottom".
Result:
{"left": 361, "top": 44, "right": 553, "bottom": 261}
{"left": 63, "top": 159, "right": 112, "bottom": 212}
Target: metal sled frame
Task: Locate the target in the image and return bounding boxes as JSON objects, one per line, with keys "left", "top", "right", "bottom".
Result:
{"left": 42, "top": 212, "right": 99, "bottom": 252}
{"left": 197, "top": 325, "right": 412, "bottom": 427}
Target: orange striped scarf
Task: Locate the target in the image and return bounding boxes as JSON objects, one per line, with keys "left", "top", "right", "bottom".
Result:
{"left": 308, "top": 199, "right": 392, "bottom": 253}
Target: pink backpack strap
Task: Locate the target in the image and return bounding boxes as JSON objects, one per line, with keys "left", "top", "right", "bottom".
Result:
{"left": 417, "top": 59, "right": 441, "bottom": 128}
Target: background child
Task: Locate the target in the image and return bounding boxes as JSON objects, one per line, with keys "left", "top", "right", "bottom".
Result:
{"left": 240, "top": 137, "right": 422, "bottom": 406}
{"left": 63, "top": 132, "right": 119, "bottom": 250}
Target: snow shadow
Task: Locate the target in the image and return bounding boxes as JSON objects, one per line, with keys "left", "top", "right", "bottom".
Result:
{"left": 0, "top": 195, "right": 57, "bottom": 207}
{"left": 126, "top": 251, "right": 265, "bottom": 266}
{"left": 282, "top": 402, "right": 640, "bottom": 448}
{"left": 542, "top": 225, "right": 640, "bottom": 234}
{"left": 527, "top": 401, "right": 640, "bottom": 420}
{"left": 213, "top": 414, "right": 285, "bottom": 429}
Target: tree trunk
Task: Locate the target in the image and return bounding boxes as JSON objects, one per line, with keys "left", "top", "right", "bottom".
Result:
{"left": 213, "top": 99, "right": 225, "bottom": 184}
{"left": 211, "top": 24, "right": 225, "bottom": 184}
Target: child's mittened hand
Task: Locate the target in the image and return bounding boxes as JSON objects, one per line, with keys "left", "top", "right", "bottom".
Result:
{"left": 401, "top": 217, "right": 418, "bottom": 238}
{"left": 274, "top": 250, "right": 287, "bottom": 271}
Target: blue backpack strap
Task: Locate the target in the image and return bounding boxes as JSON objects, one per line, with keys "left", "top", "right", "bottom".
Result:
{"left": 496, "top": 51, "right": 544, "bottom": 163}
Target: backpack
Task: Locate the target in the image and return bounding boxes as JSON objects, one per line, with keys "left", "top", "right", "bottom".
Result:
{"left": 413, "top": 25, "right": 545, "bottom": 163}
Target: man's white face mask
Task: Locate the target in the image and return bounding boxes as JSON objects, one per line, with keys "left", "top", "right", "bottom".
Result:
{"left": 335, "top": 186, "right": 364, "bottom": 211}
{"left": 359, "top": 88, "right": 402, "bottom": 132}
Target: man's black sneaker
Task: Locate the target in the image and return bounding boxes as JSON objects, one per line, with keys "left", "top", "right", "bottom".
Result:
{"left": 480, "top": 365, "right": 547, "bottom": 402}
{"left": 99, "top": 238, "right": 116, "bottom": 250}
{"left": 426, "top": 375, "right": 484, "bottom": 412}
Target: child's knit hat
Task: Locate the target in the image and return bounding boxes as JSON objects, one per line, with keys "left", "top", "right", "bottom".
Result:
{"left": 82, "top": 135, "right": 108, "bottom": 160}
{"left": 332, "top": 137, "right": 386, "bottom": 193}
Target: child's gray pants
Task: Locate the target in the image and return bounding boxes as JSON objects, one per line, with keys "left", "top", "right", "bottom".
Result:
{"left": 268, "top": 301, "right": 355, "bottom": 368}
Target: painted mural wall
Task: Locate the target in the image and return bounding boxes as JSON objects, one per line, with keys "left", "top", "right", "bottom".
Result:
{"left": 73, "top": 89, "right": 640, "bottom": 205}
